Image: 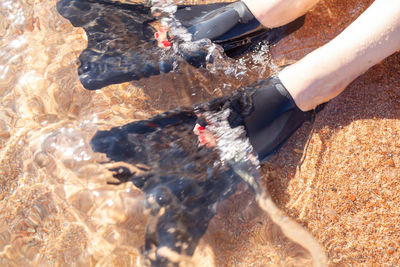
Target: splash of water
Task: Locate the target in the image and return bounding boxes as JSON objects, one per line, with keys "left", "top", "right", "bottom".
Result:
{"left": 202, "top": 109, "right": 327, "bottom": 267}
{"left": 149, "top": 0, "right": 264, "bottom": 81}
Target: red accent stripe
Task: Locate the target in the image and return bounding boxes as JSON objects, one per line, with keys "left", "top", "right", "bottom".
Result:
{"left": 161, "top": 40, "right": 171, "bottom": 47}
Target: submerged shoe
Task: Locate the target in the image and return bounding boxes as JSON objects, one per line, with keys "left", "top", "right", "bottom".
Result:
{"left": 91, "top": 107, "right": 243, "bottom": 266}
{"left": 90, "top": 76, "right": 315, "bottom": 265}
{"left": 57, "top": 0, "right": 304, "bottom": 90}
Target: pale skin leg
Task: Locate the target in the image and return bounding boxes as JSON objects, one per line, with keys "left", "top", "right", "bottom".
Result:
{"left": 242, "top": 0, "right": 320, "bottom": 28}
{"left": 244, "top": 0, "right": 400, "bottom": 111}
{"left": 278, "top": 0, "right": 400, "bottom": 111}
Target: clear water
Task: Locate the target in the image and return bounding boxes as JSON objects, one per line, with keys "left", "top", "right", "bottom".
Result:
{"left": 0, "top": 0, "right": 371, "bottom": 266}
{"left": 0, "top": 0, "right": 278, "bottom": 265}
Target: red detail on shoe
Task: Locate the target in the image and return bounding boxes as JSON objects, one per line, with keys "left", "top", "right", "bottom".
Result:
{"left": 161, "top": 40, "right": 171, "bottom": 47}
{"left": 154, "top": 32, "right": 160, "bottom": 39}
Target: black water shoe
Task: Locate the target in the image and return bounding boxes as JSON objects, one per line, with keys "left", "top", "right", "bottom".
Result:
{"left": 90, "top": 76, "right": 314, "bottom": 265}
{"left": 57, "top": 0, "right": 304, "bottom": 90}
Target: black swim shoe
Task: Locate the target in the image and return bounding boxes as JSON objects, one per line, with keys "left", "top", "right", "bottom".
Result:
{"left": 91, "top": 107, "right": 243, "bottom": 266}
{"left": 57, "top": 0, "right": 304, "bottom": 90}
{"left": 57, "top": 0, "right": 174, "bottom": 90}
{"left": 90, "top": 76, "right": 315, "bottom": 265}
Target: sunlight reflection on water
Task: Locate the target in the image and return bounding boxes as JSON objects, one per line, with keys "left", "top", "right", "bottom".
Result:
{"left": 0, "top": 0, "right": 273, "bottom": 265}
{"left": 0, "top": 0, "right": 375, "bottom": 266}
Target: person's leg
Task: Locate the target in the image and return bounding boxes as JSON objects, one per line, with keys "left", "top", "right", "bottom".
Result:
{"left": 242, "top": 0, "right": 321, "bottom": 28}
{"left": 279, "top": 0, "right": 400, "bottom": 111}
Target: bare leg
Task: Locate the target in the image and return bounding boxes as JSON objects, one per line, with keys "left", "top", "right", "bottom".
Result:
{"left": 242, "top": 0, "right": 320, "bottom": 28}
{"left": 279, "top": 0, "right": 400, "bottom": 111}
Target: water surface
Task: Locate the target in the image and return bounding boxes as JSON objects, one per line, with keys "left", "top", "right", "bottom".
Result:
{"left": 2, "top": 0, "right": 392, "bottom": 266}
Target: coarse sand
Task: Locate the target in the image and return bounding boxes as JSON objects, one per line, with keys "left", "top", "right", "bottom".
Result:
{"left": 1, "top": 0, "right": 399, "bottom": 266}
{"left": 191, "top": 0, "right": 400, "bottom": 265}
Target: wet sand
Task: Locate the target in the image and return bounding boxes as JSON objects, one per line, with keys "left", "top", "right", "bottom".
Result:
{"left": 195, "top": 0, "right": 400, "bottom": 265}
{"left": 1, "top": 0, "right": 399, "bottom": 266}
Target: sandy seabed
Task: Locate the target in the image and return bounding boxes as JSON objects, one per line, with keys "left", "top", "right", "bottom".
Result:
{"left": 1, "top": 0, "right": 399, "bottom": 266}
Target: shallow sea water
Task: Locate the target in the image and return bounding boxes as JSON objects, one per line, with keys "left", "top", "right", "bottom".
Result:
{"left": 0, "top": 0, "right": 278, "bottom": 265}
{"left": 2, "top": 0, "right": 399, "bottom": 266}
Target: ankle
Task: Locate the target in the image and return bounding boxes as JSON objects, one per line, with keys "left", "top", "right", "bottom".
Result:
{"left": 278, "top": 48, "right": 348, "bottom": 111}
